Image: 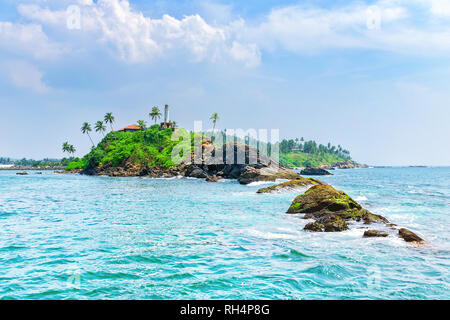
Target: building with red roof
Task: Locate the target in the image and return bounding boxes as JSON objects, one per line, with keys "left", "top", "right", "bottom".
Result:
{"left": 113, "top": 124, "right": 142, "bottom": 133}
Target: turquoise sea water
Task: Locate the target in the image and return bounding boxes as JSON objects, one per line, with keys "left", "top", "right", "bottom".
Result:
{"left": 0, "top": 167, "right": 449, "bottom": 300}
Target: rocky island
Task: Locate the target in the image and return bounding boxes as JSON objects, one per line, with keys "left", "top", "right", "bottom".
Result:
{"left": 65, "top": 126, "right": 299, "bottom": 185}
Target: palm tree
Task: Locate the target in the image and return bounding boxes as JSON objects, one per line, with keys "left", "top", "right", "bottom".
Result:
{"left": 63, "top": 142, "right": 76, "bottom": 158}
{"left": 104, "top": 113, "right": 115, "bottom": 131}
{"left": 81, "top": 122, "right": 94, "bottom": 147}
{"left": 68, "top": 144, "right": 76, "bottom": 157}
{"left": 62, "top": 141, "right": 70, "bottom": 154}
{"left": 137, "top": 120, "right": 147, "bottom": 130}
{"left": 149, "top": 106, "right": 161, "bottom": 124}
{"left": 210, "top": 112, "right": 219, "bottom": 132}
{"left": 95, "top": 121, "right": 106, "bottom": 137}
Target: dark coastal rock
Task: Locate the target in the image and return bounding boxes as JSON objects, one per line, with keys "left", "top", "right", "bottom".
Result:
{"left": 257, "top": 177, "right": 323, "bottom": 194}
{"left": 364, "top": 230, "right": 389, "bottom": 238}
{"left": 206, "top": 175, "right": 219, "bottom": 182}
{"left": 287, "top": 184, "right": 389, "bottom": 233}
{"left": 188, "top": 167, "right": 208, "bottom": 179}
{"left": 363, "top": 213, "right": 389, "bottom": 224}
{"left": 300, "top": 167, "right": 333, "bottom": 176}
{"left": 16, "top": 172, "right": 28, "bottom": 175}
{"left": 398, "top": 228, "right": 424, "bottom": 243}
{"left": 320, "top": 215, "right": 348, "bottom": 232}
{"left": 82, "top": 141, "right": 299, "bottom": 184}
{"left": 304, "top": 222, "right": 324, "bottom": 232}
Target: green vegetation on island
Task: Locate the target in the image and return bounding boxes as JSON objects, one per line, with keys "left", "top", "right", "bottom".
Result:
{"left": 62, "top": 107, "right": 356, "bottom": 172}
{"left": 66, "top": 108, "right": 218, "bottom": 172}
{"left": 66, "top": 125, "right": 192, "bottom": 171}
{"left": 279, "top": 138, "right": 351, "bottom": 168}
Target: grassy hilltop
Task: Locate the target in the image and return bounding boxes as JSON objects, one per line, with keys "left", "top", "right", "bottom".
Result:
{"left": 66, "top": 125, "right": 193, "bottom": 171}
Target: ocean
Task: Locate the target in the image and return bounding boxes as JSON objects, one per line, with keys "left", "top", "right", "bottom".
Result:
{"left": 0, "top": 167, "right": 448, "bottom": 299}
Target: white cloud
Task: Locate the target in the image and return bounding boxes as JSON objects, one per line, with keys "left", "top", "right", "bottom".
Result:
{"left": 230, "top": 42, "right": 261, "bottom": 67}
{"left": 17, "top": 0, "right": 261, "bottom": 66}
{"left": 4, "top": 60, "right": 49, "bottom": 93}
{"left": 9, "top": 0, "right": 450, "bottom": 67}
{"left": 0, "top": 21, "right": 62, "bottom": 60}
{"left": 242, "top": 4, "right": 408, "bottom": 53}
{"left": 430, "top": 0, "right": 450, "bottom": 16}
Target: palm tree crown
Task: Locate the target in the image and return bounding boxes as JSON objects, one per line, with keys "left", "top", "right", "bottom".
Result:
{"left": 95, "top": 121, "right": 106, "bottom": 136}
{"left": 149, "top": 106, "right": 162, "bottom": 124}
{"left": 68, "top": 145, "right": 76, "bottom": 156}
{"left": 62, "top": 141, "right": 76, "bottom": 157}
{"left": 137, "top": 120, "right": 147, "bottom": 130}
{"left": 62, "top": 141, "right": 70, "bottom": 153}
{"left": 210, "top": 112, "right": 219, "bottom": 132}
{"left": 81, "top": 122, "right": 92, "bottom": 134}
{"left": 104, "top": 112, "right": 115, "bottom": 131}
{"left": 81, "top": 122, "right": 94, "bottom": 147}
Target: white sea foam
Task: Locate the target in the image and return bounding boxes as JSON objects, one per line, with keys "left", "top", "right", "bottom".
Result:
{"left": 246, "top": 179, "right": 289, "bottom": 187}
{"left": 246, "top": 228, "right": 299, "bottom": 240}
{"left": 246, "top": 181, "right": 273, "bottom": 186}
{"left": 355, "top": 196, "right": 368, "bottom": 201}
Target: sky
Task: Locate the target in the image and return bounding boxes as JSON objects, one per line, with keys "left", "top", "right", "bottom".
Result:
{"left": 0, "top": 0, "right": 449, "bottom": 166}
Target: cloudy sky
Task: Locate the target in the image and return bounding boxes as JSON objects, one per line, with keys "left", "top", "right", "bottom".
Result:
{"left": 0, "top": 0, "right": 449, "bottom": 165}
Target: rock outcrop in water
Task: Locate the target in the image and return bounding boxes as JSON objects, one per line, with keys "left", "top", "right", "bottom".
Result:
{"left": 82, "top": 142, "right": 299, "bottom": 185}
{"left": 256, "top": 177, "right": 324, "bottom": 194}
{"left": 398, "top": 228, "right": 424, "bottom": 243}
{"left": 285, "top": 184, "right": 424, "bottom": 244}
{"left": 300, "top": 167, "right": 333, "bottom": 176}
{"left": 286, "top": 184, "right": 386, "bottom": 224}
{"left": 363, "top": 230, "right": 389, "bottom": 238}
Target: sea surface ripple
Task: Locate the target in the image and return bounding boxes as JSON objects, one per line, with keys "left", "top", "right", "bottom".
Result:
{"left": 0, "top": 167, "right": 449, "bottom": 299}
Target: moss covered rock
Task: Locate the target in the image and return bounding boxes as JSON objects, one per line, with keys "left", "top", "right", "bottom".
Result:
{"left": 304, "top": 222, "right": 324, "bottom": 232}
{"left": 287, "top": 184, "right": 389, "bottom": 233}
{"left": 287, "top": 184, "right": 362, "bottom": 215}
{"left": 320, "top": 215, "right": 348, "bottom": 232}
{"left": 256, "top": 177, "right": 323, "bottom": 194}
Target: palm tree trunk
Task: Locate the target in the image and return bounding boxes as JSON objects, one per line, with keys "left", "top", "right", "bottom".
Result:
{"left": 87, "top": 133, "right": 94, "bottom": 147}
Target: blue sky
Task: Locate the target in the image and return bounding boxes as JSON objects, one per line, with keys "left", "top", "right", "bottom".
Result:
{"left": 0, "top": 0, "right": 449, "bottom": 166}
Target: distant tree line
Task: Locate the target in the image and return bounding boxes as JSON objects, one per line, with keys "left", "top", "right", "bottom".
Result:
{"left": 279, "top": 138, "right": 351, "bottom": 160}
{"left": 0, "top": 157, "right": 13, "bottom": 164}
{"left": 0, "top": 157, "right": 73, "bottom": 167}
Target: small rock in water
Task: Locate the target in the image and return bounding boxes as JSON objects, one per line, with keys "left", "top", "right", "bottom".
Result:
{"left": 398, "top": 228, "right": 424, "bottom": 243}
{"left": 363, "top": 230, "right": 389, "bottom": 238}
{"left": 300, "top": 167, "right": 333, "bottom": 176}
